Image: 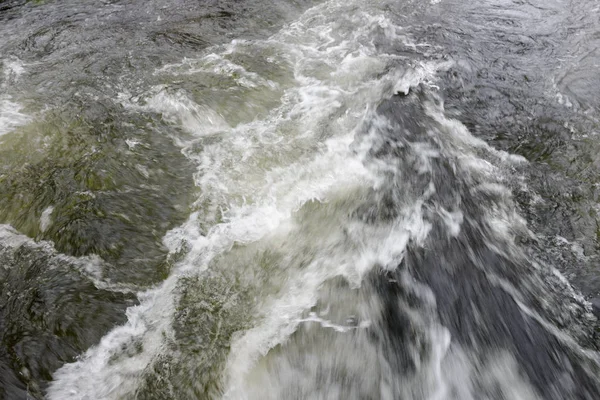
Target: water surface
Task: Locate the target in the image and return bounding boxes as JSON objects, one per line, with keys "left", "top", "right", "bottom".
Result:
{"left": 1, "top": 0, "right": 600, "bottom": 398}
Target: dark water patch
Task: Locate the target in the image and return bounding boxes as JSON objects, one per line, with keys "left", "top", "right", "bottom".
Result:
{"left": 0, "top": 228, "right": 137, "bottom": 399}
{"left": 0, "top": 102, "right": 196, "bottom": 285}
{"left": 150, "top": 30, "right": 211, "bottom": 50}
{"left": 0, "top": 106, "right": 193, "bottom": 283}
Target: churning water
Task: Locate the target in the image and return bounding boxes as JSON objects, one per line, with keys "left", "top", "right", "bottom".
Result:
{"left": 2, "top": 0, "right": 600, "bottom": 399}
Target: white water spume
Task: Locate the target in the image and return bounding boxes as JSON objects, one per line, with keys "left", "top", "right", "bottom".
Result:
{"left": 3, "top": 57, "right": 26, "bottom": 79}
{"left": 40, "top": 206, "right": 54, "bottom": 233}
{"left": 0, "top": 97, "right": 30, "bottom": 137}
{"left": 0, "top": 224, "right": 38, "bottom": 249}
{"left": 0, "top": 58, "right": 30, "bottom": 137}
{"left": 47, "top": 0, "right": 540, "bottom": 399}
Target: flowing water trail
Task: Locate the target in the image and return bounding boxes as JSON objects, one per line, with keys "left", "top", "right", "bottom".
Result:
{"left": 1, "top": 0, "right": 600, "bottom": 399}
{"left": 46, "top": 1, "right": 455, "bottom": 397}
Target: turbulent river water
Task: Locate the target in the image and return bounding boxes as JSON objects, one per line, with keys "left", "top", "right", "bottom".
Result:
{"left": 1, "top": 0, "right": 600, "bottom": 399}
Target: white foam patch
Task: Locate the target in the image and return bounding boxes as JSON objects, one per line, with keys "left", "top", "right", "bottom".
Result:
{"left": 0, "top": 98, "right": 31, "bottom": 137}
{"left": 394, "top": 60, "right": 454, "bottom": 95}
{"left": 0, "top": 58, "right": 30, "bottom": 137}
{"left": 125, "top": 138, "right": 141, "bottom": 150}
{"left": 2, "top": 57, "right": 26, "bottom": 81}
{"left": 0, "top": 224, "right": 35, "bottom": 249}
{"left": 40, "top": 206, "right": 54, "bottom": 233}
{"left": 296, "top": 312, "right": 371, "bottom": 333}
{"left": 144, "top": 90, "right": 230, "bottom": 138}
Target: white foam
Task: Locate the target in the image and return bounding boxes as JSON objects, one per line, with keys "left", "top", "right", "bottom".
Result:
{"left": 40, "top": 206, "right": 54, "bottom": 233}
{"left": 0, "top": 224, "right": 35, "bottom": 249}
{"left": 0, "top": 98, "right": 30, "bottom": 137}
{"left": 0, "top": 58, "right": 30, "bottom": 137}
{"left": 144, "top": 90, "right": 230, "bottom": 139}
{"left": 2, "top": 57, "right": 26, "bottom": 81}
{"left": 125, "top": 138, "right": 141, "bottom": 150}
{"left": 48, "top": 277, "right": 177, "bottom": 399}
{"left": 296, "top": 312, "right": 371, "bottom": 333}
